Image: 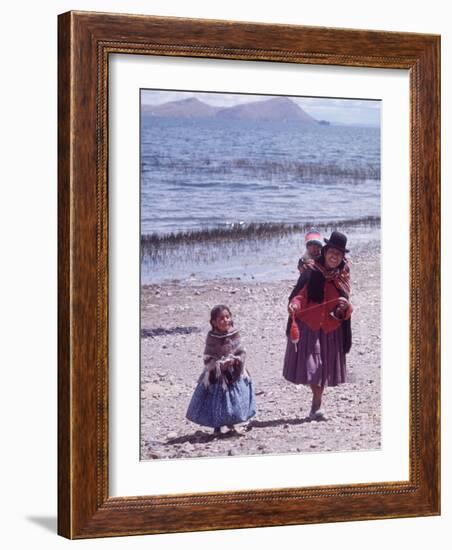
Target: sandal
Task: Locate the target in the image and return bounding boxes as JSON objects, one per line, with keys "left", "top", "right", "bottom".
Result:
{"left": 309, "top": 408, "right": 328, "bottom": 421}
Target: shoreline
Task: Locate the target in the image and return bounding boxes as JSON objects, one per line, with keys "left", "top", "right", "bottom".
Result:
{"left": 140, "top": 243, "right": 381, "bottom": 460}
{"left": 141, "top": 224, "right": 380, "bottom": 284}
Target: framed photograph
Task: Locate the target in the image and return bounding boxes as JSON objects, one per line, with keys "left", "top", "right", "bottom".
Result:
{"left": 58, "top": 11, "right": 440, "bottom": 539}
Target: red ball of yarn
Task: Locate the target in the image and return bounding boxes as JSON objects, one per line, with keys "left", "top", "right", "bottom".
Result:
{"left": 290, "top": 313, "right": 300, "bottom": 344}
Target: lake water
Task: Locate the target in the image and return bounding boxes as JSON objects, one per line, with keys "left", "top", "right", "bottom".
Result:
{"left": 140, "top": 117, "right": 380, "bottom": 282}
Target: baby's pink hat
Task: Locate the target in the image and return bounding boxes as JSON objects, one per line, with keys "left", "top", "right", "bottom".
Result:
{"left": 304, "top": 230, "right": 322, "bottom": 247}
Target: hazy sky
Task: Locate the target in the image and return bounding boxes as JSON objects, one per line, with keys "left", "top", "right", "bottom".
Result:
{"left": 141, "top": 89, "right": 381, "bottom": 127}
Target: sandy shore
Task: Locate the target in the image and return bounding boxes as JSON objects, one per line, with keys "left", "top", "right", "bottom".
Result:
{"left": 140, "top": 245, "right": 381, "bottom": 460}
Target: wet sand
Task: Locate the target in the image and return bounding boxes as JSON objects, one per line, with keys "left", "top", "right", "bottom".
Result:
{"left": 140, "top": 245, "right": 381, "bottom": 460}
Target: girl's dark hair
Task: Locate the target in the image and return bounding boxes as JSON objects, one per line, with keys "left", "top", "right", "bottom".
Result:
{"left": 307, "top": 269, "right": 325, "bottom": 303}
{"left": 210, "top": 304, "right": 233, "bottom": 329}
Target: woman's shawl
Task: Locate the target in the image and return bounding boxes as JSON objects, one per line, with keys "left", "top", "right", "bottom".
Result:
{"left": 200, "top": 328, "right": 248, "bottom": 390}
{"left": 311, "top": 259, "right": 351, "bottom": 299}
{"left": 287, "top": 260, "right": 352, "bottom": 353}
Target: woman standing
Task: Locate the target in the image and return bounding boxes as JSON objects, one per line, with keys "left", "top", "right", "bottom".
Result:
{"left": 283, "top": 231, "right": 353, "bottom": 420}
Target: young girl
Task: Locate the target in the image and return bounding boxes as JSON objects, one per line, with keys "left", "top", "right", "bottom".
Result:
{"left": 186, "top": 305, "right": 256, "bottom": 435}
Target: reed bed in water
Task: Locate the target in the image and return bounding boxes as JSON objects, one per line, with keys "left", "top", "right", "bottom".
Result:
{"left": 230, "top": 159, "right": 380, "bottom": 181}
{"left": 141, "top": 157, "right": 380, "bottom": 181}
{"left": 141, "top": 217, "right": 380, "bottom": 263}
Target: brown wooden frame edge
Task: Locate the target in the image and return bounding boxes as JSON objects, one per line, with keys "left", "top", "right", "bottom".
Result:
{"left": 57, "top": 10, "right": 440, "bottom": 539}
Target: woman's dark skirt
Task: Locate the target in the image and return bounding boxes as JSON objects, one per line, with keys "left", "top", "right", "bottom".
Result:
{"left": 283, "top": 320, "right": 346, "bottom": 386}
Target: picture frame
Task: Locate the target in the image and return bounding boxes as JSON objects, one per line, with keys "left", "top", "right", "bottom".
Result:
{"left": 58, "top": 10, "right": 440, "bottom": 539}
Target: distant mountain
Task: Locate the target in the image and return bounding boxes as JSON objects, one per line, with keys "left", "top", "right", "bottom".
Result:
{"left": 142, "top": 96, "right": 321, "bottom": 124}
{"left": 142, "top": 97, "right": 221, "bottom": 119}
{"left": 216, "top": 97, "right": 318, "bottom": 124}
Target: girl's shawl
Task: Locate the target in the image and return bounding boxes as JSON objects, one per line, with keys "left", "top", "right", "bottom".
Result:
{"left": 200, "top": 328, "right": 249, "bottom": 390}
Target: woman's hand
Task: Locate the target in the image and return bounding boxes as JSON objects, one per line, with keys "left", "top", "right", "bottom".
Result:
{"left": 332, "top": 297, "right": 350, "bottom": 319}
{"left": 336, "top": 297, "right": 349, "bottom": 312}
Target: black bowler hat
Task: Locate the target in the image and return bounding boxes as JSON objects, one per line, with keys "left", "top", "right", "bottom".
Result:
{"left": 324, "top": 231, "right": 349, "bottom": 253}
